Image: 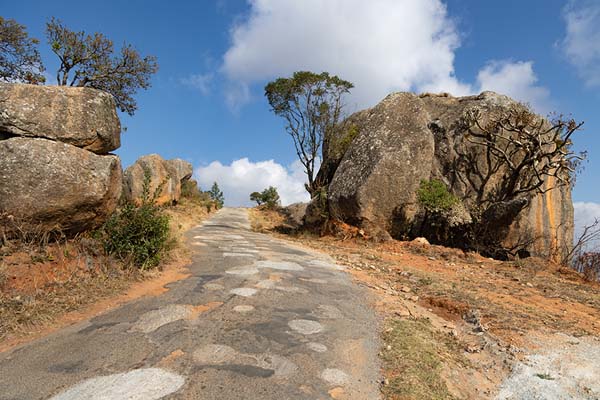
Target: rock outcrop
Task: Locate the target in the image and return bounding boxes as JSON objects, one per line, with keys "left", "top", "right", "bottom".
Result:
{"left": 0, "top": 138, "right": 122, "bottom": 233}
{"left": 0, "top": 82, "right": 121, "bottom": 154}
{"left": 123, "top": 154, "right": 193, "bottom": 206}
{"left": 0, "top": 83, "right": 123, "bottom": 235}
{"left": 325, "top": 91, "right": 573, "bottom": 259}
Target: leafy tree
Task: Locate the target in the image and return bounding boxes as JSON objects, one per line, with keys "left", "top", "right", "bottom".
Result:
{"left": 46, "top": 17, "right": 158, "bottom": 115}
{"left": 0, "top": 17, "right": 45, "bottom": 84}
{"left": 250, "top": 186, "right": 281, "bottom": 209}
{"left": 208, "top": 182, "right": 224, "bottom": 209}
{"left": 265, "top": 71, "right": 353, "bottom": 197}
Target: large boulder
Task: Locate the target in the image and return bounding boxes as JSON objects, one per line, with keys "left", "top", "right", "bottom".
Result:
{"left": 0, "top": 137, "right": 122, "bottom": 234}
{"left": 0, "top": 82, "right": 120, "bottom": 154}
{"left": 326, "top": 91, "right": 573, "bottom": 259}
{"left": 123, "top": 155, "right": 193, "bottom": 206}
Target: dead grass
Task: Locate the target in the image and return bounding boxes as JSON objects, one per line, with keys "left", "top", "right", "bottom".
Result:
{"left": 0, "top": 198, "right": 213, "bottom": 346}
{"left": 382, "top": 318, "right": 464, "bottom": 400}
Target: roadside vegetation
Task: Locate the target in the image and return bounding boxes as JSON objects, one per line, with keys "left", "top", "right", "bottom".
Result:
{"left": 0, "top": 175, "right": 215, "bottom": 346}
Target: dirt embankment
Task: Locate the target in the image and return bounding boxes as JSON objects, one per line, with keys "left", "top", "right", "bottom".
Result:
{"left": 250, "top": 208, "right": 600, "bottom": 399}
{"left": 0, "top": 200, "right": 213, "bottom": 352}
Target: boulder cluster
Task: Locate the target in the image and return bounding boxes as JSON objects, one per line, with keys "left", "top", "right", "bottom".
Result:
{"left": 0, "top": 82, "right": 194, "bottom": 235}
{"left": 123, "top": 154, "right": 193, "bottom": 206}
{"left": 314, "top": 91, "right": 573, "bottom": 260}
{"left": 0, "top": 83, "right": 123, "bottom": 234}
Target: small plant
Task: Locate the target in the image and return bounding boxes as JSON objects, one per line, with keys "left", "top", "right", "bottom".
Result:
{"left": 208, "top": 182, "right": 225, "bottom": 209}
{"left": 98, "top": 168, "right": 170, "bottom": 269}
{"left": 417, "top": 179, "right": 458, "bottom": 212}
{"left": 250, "top": 186, "right": 281, "bottom": 209}
{"left": 535, "top": 373, "right": 555, "bottom": 380}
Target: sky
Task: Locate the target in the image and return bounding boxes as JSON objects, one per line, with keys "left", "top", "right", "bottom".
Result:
{"left": 4, "top": 0, "right": 600, "bottom": 236}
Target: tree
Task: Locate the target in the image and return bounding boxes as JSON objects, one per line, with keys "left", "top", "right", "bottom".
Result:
{"left": 208, "top": 182, "right": 224, "bottom": 209}
{"left": 45, "top": 17, "right": 158, "bottom": 115}
{"left": 0, "top": 17, "right": 45, "bottom": 84}
{"left": 450, "top": 104, "right": 586, "bottom": 257}
{"left": 250, "top": 186, "right": 281, "bottom": 209}
{"left": 265, "top": 71, "right": 353, "bottom": 197}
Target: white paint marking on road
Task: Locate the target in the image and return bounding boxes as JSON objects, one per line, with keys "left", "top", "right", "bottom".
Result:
{"left": 233, "top": 305, "right": 255, "bottom": 313}
{"left": 307, "top": 342, "right": 328, "bottom": 353}
{"left": 321, "top": 368, "right": 350, "bottom": 386}
{"left": 230, "top": 288, "right": 258, "bottom": 297}
{"left": 49, "top": 368, "right": 185, "bottom": 400}
{"left": 288, "top": 319, "right": 324, "bottom": 335}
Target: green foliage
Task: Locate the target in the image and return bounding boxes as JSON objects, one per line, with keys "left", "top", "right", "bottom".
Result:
{"left": 264, "top": 71, "right": 353, "bottom": 196}
{"left": 0, "top": 17, "right": 45, "bottom": 84}
{"left": 208, "top": 182, "right": 224, "bottom": 209}
{"left": 45, "top": 17, "right": 158, "bottom": 115}
{"left": 249, "top": 186, "right": 281, "bottom": 209}
{"left": 99, "top": 168, "right": 170, "bottom": 269}
{"left": 417, "top": 179, "right": 458, "bottom": 212}
{"left": 181, "top": 180, "right": 211, "bottom": 202}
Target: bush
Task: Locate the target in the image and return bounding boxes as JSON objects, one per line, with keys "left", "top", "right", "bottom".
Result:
{"left": 250, "top": 186, "right": 281, "bottom": 209}
{"left": 417, "top": 179, "right": 458, "bottom": 212}
{"left": 98, "top": 169, "right": 170, "bottom": 269}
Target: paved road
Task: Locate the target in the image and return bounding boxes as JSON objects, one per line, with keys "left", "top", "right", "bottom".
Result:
{"left": 0, "top": 208, "right": 380, "bottom": 399}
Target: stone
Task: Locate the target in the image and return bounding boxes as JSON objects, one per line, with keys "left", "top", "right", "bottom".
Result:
{"left": 282, "top": 202, "right": 308, "bottom": 227}
{"left": 288, "top": 319, "right": 324, "bottom": 335}
{"left": 320, "top": 369, "right": 350, "bottom": 386}
{"left": 123, "top": 154, "right": 192, "bottom": 206}
{"left": 0, "top": 137, "right": 122, "bottom": 234}
{"left": 0, "top": 82, "right": 120, "bottom": 154}
{"left": 325, "top": 91, "right": 573, "bottom": 260}
{"left": 49, "top": 368, "right": 185, "bottom": 400}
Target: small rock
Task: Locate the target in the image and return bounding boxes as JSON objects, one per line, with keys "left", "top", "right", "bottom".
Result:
{"left": 400, "top": 286, "right": 411, "bottom": 293}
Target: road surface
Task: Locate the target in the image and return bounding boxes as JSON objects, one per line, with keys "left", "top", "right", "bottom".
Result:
{"left": 0, "top": 208, "right": 380, "bottom": 399}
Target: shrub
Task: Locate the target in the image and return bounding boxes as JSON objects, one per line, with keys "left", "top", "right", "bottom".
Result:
{"left": 99, "top": 169, "right": 170, "bottom": 269}
{"left": 250, "top": 186, "right": 281, "bottom": 209}
{"left": 417, "top": 179, "right": 458, "bottom": 212}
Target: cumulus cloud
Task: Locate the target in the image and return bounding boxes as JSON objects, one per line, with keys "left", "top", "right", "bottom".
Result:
{"left": 574, "top": 202, "right": 600, "bottom": 250}
{"left": 219, "top": 0, "right": 551, "bottom": 113}
{"left": 222, "top": 0, "right": 468, "bottom": 109}
{"left": 476, "top": 61, "right": 551, "bottom": 112}
{"left": 195, "top": 158, "right": 310, "bottom": 206}
{"left": 562, "top": 0, "right": 600, "bottom": 87}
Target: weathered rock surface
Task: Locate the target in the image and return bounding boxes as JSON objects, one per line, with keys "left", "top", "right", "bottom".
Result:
{"left": 0, "top": 137, "right": 122, "bottom": 233}
{"left": 326, "top": 91, "right": 573, "bottom": 259}
{"left": 123, "top": 154, "right": 193, "bottom": 206}
{"left": 0, "top": 82, "right": 120, "bottom": 154}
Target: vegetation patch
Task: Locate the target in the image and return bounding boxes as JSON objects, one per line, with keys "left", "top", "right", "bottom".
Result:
{"left": 381, "top": 318, "right": 463, "bottom": 400}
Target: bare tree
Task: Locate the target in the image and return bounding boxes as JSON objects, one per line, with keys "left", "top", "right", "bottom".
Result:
{"left": 447, "top": 104, "right": 586, "bottom": 258}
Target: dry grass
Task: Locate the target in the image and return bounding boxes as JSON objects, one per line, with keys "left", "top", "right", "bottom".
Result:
{"left": 0, "top": 198, "right": 213, "bottom": 345}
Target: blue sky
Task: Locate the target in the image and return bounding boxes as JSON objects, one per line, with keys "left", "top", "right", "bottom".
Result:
{"left": 4, "top": 0, "right": 600, "bottom": 227}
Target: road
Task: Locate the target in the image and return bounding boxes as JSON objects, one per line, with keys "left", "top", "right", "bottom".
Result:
{"left": 0, "top": 208, "right": 381, "bottom": 399}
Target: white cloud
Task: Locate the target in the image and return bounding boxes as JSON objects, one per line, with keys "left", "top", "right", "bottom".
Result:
{"left": 181, "top": 73, "right": 213, "bottom": 95}
{"left": 475, "top": 61, "right": 551, "bottom": 113}
{"left": 219, "top": 0, "right": 550, "bottom": 113}
{"left": 562, "top": 0, "right": 600, "bottom": 87}
{"left": 195, "top": 158, "right": 310, "bottom": 206}
{"left": 574, "top": 202, "right": 600, "bottom": 251}
{"left": 222, "top": 0, "right": 468, "bottom": 109}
